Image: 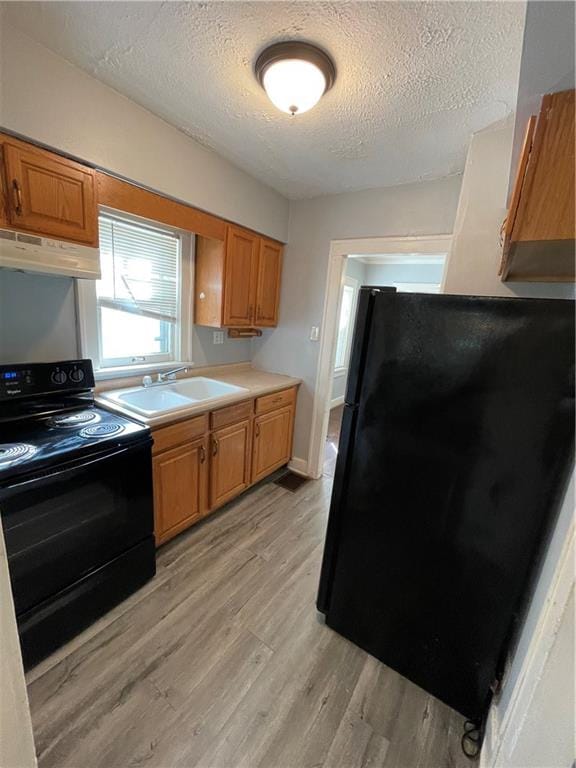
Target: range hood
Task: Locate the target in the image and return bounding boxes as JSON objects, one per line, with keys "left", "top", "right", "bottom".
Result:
{"left": 0, "top": 228, "right": 101, "bottom": 279}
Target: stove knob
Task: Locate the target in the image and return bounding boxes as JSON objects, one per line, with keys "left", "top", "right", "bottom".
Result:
{"left": 51, "top": 370, "right": 68, "bottom": 385}
{"left": 70, "top": 369, "right": 85, "bottom": 383}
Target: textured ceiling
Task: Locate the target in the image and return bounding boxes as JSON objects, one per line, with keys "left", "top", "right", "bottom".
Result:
{"left": 4, "top": 1, "right": 525, "bottom": 198}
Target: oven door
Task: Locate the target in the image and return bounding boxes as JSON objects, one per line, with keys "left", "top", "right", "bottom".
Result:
{"left": 1, "top": 439, "right": 153, "bottom": 616}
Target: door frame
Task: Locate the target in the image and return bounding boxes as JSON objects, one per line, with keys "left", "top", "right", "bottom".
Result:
{"left": 306, "top": 234, "right": 452, "bottom": 479}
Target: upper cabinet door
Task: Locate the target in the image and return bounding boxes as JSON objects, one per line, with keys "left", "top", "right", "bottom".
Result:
{"left": 3, "top": 143, "right": 98, "bottom": 245}
{"left": 501, "top": 89, "right": 575, "bottom": 282}
{"left": 255, "top": 238, "right": 283, "bottom": 327}
{"left": 223, "top": 225, "right": 259, "bottom": 326}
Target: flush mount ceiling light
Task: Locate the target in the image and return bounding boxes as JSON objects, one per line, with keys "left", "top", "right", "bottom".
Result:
{"left": 255, "top": 41, "right": 336, "bottom": 116}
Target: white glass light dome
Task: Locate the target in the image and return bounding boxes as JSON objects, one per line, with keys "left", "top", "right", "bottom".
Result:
{"left": 255, "top": 42, "right": 336, "bottom": 117}
{"left": 262, "top": 58, "right": 327, "bottom": 115}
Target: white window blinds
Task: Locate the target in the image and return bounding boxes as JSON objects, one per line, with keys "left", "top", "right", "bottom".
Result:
{"left": 97, "top": 215, "right": 180, "bottom": 324}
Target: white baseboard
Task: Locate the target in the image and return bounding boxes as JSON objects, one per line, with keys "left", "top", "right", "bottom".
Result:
{"left": 288, "top": 457, "right": 309, "bottom": 477}
{"left": 330, "top": 396, "right": 345, "bottom": 409}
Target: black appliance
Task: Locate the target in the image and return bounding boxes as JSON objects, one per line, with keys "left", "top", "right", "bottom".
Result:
{"left": 0, "top": 359, "right": 156, "bottom": 668}
{"left": 318, "top": 290, "right": 574, "bottom": 723}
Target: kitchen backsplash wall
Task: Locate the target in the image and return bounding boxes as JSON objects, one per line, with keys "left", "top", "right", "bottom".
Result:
{"left": 0, "top": 270, "right": 79, "bottom": 363}
{"left": 0, "top": 270, "right": 251, "bottom": 366}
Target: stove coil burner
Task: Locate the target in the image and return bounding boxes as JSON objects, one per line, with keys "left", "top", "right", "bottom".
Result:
{"left": 0, "top": 443, "right": 38, "bottom": 465}
{"left": 50, "top": 410, "right": 98, "bottom": 428}
{"left": 79, "top": 423, "right": 125, "bottom": 439}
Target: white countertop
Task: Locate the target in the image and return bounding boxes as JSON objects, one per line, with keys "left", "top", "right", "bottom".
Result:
{"left": 96, "top": 363, "right": 301, "bottom": 429}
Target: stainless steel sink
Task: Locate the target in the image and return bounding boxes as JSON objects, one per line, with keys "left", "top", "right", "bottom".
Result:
{"left": 101, "top": 377, "right": 249, "bottom": 417}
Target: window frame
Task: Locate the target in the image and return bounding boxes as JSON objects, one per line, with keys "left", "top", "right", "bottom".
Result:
{"left": 76, "top": 209, "right": 194, "bottom": 380}
{"left": 333, "top": 275, "right": 359, "bottom": 377}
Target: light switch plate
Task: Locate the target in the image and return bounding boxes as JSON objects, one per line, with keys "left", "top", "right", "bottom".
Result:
{"left": 309, "top": 326, "right": 320, "bottom": 342}
{"left": 213, "top": 331, "right": 224, "bottom": 345}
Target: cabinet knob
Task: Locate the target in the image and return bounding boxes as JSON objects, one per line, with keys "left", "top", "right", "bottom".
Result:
{"left": 212, "top": 439, "right": 218, "bottom": 456}
{"left": 255, "top": 423, "right": 260, "bottom": 437}
{"left": 200, "top": 445, "right": 206, "bottom": 463}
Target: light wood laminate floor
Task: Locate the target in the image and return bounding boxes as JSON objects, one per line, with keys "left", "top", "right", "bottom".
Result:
{"left": 26, "top": 475, "right": 468, "bottom": 768}
{"left": 324, "top": 405, "right": 344, "bottom": 478}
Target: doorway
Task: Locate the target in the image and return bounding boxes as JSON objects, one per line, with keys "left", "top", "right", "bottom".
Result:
{"left": 314, "top": 236, "right": 451, "bottom": 479}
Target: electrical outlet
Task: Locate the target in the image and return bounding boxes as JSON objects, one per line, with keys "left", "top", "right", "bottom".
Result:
{"left": 213, "top": 331, "right": 224, "bottom": 345}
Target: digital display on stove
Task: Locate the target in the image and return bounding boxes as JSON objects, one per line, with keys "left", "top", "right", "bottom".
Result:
{"left": 2, "top": 372, "right": 19, "bottom": 380}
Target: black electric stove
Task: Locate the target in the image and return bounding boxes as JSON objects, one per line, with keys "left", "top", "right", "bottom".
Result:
{"left": 0, "top": 359, "right": 156, "bottom": 668}
{"left": 0, "top": 404, "right": 151, "bottom": 481}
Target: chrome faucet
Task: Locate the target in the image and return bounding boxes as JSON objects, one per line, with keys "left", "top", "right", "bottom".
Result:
{"left": 157, "top": 366, "right": 189, "bottom": 382}
{"left": 142, "top": 366, "right": 189, "bottom": 388}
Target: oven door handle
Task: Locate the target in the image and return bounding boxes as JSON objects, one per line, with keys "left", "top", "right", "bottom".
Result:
{"left": 1, "top": 442, "right": 150, "bottom": 492}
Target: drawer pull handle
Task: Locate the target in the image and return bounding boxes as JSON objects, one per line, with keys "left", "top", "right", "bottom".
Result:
{"left": 212, "top": 439, "right": 218, "bottom": 456}
{"left": 200, "top": 445, "right": 206, "bottom": 464}
{"left": 12, "top": 180, "right": 22, "bottom": 215}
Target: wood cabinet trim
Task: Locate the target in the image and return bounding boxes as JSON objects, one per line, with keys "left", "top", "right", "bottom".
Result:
{"left": 500, "top": 115, "right": 537, "bottom": 276}
{"left": 97, "top": 172, "right": 226, "bottom": 241}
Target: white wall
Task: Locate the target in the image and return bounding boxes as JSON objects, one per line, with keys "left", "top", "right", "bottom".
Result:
{"left": 0, "top": 23, "right": 289, "bottom": 242}
{"left": 252, "top": 175, "right": 462, "bottom": 461}
{"left": 363, "top": 261, "right": 445, "bottom": 286}
{"left": 0, "top": 524, "right": 37, "bottom": 768}
{"left": 482, "top": 476, "right": 575, "bottom": 768}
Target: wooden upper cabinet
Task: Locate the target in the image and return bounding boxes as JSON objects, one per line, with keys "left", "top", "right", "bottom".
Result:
{"left": 223, "top": 226, "right": 259, "bottom": 326}
{"left": 501, "top": 89, "right": 575, "bottom": 282}
{"left": 210, "top": 419, "right": 252, "bottom": 509}
{"left": 3, "top": 142, "right": 98, "bottom": 246}
{"left": 255, "top": 238, "right": 282, "bottom": 327}
{"left": 195, "top": 225, "right": 284, "bottom": 329}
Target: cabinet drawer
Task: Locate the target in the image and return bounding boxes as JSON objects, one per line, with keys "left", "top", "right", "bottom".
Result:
{"left": 152, "top": 414, "right": 208, "bottom": 455}
{"left": 210, "top": 399, "right": 253, "bottom": 430}
{"left": 255, "top": 387, "right": 296, "bottom": 415}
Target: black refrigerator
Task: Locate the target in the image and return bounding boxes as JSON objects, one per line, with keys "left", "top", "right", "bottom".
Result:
{"left": 317, "top": 289, "right": 574, "bottom": 723}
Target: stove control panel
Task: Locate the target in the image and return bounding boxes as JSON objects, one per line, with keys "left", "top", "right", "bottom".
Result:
{"left": 0, "top": 360, "right": 95, "bottom": 399}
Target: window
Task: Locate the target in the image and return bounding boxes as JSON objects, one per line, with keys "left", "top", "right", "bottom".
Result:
{"left": 78, "top": 213, "right": 192, "bottom": 374}
{"left": 334, "top": 276, "right": 358, "bottom": 373}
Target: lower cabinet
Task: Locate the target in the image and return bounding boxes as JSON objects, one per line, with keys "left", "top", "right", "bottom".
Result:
{"left": 210, "top": 419, "right": 252, "bottom": 509}
{"left": 151, "top": 386, "right": 297, "bottom": 546}
{"left": 153, "top": 436, "right": 208, "bottom": 546}
{"left": 252, "top": 406, "right": 294, "bottom": 483}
